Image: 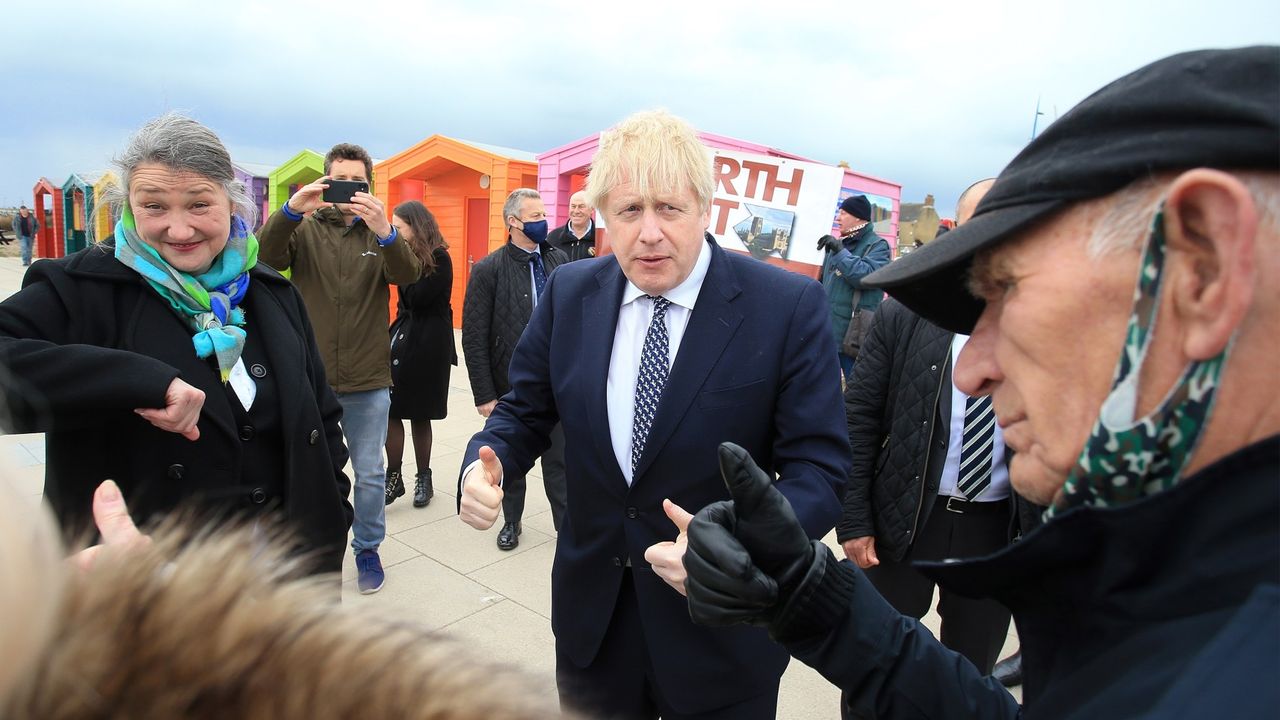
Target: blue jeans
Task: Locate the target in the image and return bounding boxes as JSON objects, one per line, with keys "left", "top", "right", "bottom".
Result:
{"left": 337, "top": 388, "right": 391, "bottom": 554}
{"left": 18, "top": 235, "right": 33, "bottom": 265}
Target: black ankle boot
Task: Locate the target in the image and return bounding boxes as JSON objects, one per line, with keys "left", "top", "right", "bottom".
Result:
{"left": 385, "top": 468, "right": 405, "bottom": 506}
{"left": 413, "top": 469, "right": 433, "bottom": 508}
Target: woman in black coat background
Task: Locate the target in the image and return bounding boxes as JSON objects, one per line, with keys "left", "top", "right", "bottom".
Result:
{"left": 384, "top": 200, "right": 456, "bottom": 508}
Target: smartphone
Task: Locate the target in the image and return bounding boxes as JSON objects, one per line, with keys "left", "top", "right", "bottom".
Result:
{"left": 322, "top": 179, "right": 369, "bottom": 204}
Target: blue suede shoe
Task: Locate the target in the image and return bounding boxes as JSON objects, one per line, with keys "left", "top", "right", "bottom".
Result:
{"left": 356, "top": 550, "right": 385, "bottom": 594}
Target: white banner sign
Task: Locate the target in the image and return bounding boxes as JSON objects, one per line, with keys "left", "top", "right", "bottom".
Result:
{"left": 707, "top": 149, "right": 845, "bottom": 271}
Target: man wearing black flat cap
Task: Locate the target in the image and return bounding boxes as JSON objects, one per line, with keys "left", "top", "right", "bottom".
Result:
{"left": 683, "top": 45, "right": 1280, "bottom": 718}
{"left": 819, "top": 194, "right": 890, "bottom": 379}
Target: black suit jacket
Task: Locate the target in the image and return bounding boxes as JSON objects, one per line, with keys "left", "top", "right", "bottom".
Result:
{"left": 461, "top": 238, "right": 850, "bottom": 712}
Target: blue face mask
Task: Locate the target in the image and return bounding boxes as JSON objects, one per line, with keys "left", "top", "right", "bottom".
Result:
{"left": 520, "top": 219, "right": 549, "bottom": 245}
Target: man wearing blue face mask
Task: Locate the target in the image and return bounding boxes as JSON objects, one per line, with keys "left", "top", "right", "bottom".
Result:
{"left": 461, "top": 188, "right": 569, "bottom": 549}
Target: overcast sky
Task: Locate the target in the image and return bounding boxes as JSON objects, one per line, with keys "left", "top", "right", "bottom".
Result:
{"left": 2, "top": 0, "right": 1276, "bottom": 218}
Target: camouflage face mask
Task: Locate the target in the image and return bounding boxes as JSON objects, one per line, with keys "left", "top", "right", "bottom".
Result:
{"left": 1049, "top": 203, "right": 1230, "bottom": 518}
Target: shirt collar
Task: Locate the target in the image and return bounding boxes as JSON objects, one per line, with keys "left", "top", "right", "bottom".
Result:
{"left": 621, "top": 236, "right": 712, "bottom": 310}
{"left": 570, "top": 217, "right": 594, "bottom": 240}
{"left": 509, "top": 238, "right": 540, "bottom": 256}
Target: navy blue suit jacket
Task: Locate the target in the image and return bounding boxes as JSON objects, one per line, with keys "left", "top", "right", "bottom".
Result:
{"left": 461, "top": 238, "right": 850, "bottom": 712}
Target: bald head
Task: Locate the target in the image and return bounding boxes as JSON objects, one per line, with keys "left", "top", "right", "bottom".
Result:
{"left": 955, "top": 178, "right": 996, "bottom": 226}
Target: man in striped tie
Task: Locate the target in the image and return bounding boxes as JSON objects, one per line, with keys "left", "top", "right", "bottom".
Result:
{"left": 837, "top": 180, "right": 1027, "bottom": 698}
{"left": 456, "top": 110, "right": 849, "bottom": 719}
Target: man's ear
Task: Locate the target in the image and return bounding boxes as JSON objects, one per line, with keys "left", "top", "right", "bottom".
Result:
{"left": 1161, "top": 169, "right": 1258, "bottom": 360}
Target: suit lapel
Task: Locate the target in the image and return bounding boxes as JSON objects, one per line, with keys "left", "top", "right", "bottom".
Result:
{"left": 582, "top": 262, "right": 628, "bottom": 485}
{"left": 632, "top": 242, "right": 743, "bottom": 482}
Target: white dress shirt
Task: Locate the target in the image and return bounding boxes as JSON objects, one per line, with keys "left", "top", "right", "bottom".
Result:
{"left": 937, "top": 333, "right": 1010, "bottom": 501}
{"left": 607, "top": 239, "right": 712, "bottom": 485}
{"left": 569, "top": 217, "right": 594, "bottom": 241}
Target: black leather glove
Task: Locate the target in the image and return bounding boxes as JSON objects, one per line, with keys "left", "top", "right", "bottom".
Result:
{"left": 817, "top": 234, "right": 841, "bottom": 253}
{"left": 685, "top": 443, "right": 815, "bottom": 628}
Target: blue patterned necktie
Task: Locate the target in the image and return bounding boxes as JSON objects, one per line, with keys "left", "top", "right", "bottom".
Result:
{"left": 529, "top": 252, "right": 547, "bottom": 298}
{"left": 957, "top": 394, "right": 995, "bottom": 500}
{"left": 631, "top": 295, "right": 672, "bottom": 473}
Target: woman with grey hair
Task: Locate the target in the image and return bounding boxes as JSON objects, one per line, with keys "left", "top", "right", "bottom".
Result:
{"left": 0, "top": 113, "right": 352, "bottom": 573}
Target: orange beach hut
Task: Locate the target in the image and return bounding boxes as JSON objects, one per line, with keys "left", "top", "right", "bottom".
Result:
{"left": 373, "top": 136, "right": 538, "bottom": 328}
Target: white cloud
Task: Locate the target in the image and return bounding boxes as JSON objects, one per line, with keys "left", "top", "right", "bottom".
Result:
{"left": 1, "top": 0, "right": 1276, "bottom": 215}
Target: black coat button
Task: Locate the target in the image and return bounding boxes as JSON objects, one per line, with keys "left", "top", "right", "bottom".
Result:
{"left": 250, "top": 364, "right": 267, "bottom": 378}
{"left": 626, "top": 507, "right": 638, "bottom": 519}
{"left": 612, "top": 557, "right": 622, "bottom": 567}
{"left": 167, "top": 464, "right": 185, "bottom": 480}
{"left": 239, "top": 425, "right": 255, "bottom": 441}
{"left": 249, "top": 488, "right": 267, "bottom": 504}
{"left": 309, "top": 429, "right": 320, "bottom": 445}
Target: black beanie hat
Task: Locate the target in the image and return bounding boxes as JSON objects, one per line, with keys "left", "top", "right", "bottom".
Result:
{"left": 840, "top": 194, "right": 872, "bottom": 221}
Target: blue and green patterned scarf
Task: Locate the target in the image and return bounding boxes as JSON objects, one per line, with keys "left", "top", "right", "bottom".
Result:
{"left": 114, "top": 205, "right": 259, "bottom": 382}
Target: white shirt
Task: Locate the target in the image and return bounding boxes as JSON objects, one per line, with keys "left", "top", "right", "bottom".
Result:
{"left": 569, "top": 217, "right": 594, "bottom": 241}
{"left": 937, "top": 334, "right": 1010, "bottom": 501}
{"left": 607, "top": 239, "right": 713, "bottom": 485}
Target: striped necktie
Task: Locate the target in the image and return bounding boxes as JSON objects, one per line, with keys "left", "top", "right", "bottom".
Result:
{"left": 631, "top": 296, "right": 671, "bottom": 473}
{"left": 957, "top": 394, "right": 995, "bottom": 500}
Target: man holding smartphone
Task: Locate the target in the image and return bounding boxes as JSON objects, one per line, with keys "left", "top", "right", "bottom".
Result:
{"left": 259, "top": 143, "right": 422, "bottom": 595}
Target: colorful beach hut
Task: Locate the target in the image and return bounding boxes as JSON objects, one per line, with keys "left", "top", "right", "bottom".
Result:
{"left": 374, "top": 136, "right": 538, "bottom": 328}
{"left": 61, "top": 173, "right": 98, "bottom": 255}
{"left": 267, "top": 150, "right": 324, "bottom": 214}
{"left": 232, "top": 161, "right": 275, "bottom": 227}
{"left": 90, "top": 171, "right": 120, "bottom": 245}
{"left": 537, "top": 131, "right": 901, "bottom": 279}
{"left": 32, "top": 177, "right": 65, "bottom": 260}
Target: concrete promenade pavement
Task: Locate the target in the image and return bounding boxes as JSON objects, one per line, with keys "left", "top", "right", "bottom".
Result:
{"left": 0, "top": 253, "right": 1019, "bottom": 716}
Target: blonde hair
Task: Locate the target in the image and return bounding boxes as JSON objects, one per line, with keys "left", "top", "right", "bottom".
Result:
{"left": 585, "top": 109, "right": 714, "bottom": 212}
{"left": 4, "top": 515, "right": 573, "bottom": 720}
{"left": 0, "top": 484, "right": 65, "bottom": 705}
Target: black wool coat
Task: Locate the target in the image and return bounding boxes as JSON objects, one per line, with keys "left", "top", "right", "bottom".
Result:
{"left": 0, "top": 245, "right": 352, "bottom": 573}
{"left": 390, "top": 247, "right": 457, "bottom": 420}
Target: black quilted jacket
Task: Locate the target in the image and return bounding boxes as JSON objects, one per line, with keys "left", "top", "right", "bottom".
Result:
{"left": 461, "top": 241, "right": 568, "bottom": 406}
{"left": 837, "top": 298, "right": 955, "bottom": 560}
{"left": 838, "top": 298, "right": 1042, "bottom": 558}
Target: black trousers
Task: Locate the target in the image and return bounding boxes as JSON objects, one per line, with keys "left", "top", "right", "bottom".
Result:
{"left": 556, "top": 571, "right": 780, "bottom": 720}
{"left": 864, "top": 496, "right": 1012, "bottom": 673}
{"left": 501, "top": 423, "right": 567, "bottom": 530}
